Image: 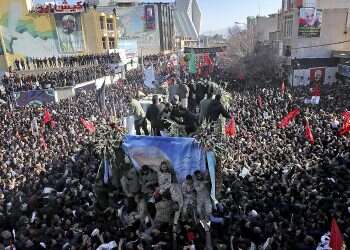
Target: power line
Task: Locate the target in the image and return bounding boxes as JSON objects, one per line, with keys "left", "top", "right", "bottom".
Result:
{"left": 292, "top": 39, "right": 350, "bottom": 50}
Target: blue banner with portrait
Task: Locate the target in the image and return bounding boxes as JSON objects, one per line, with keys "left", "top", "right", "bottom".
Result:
{"left": 14, "top": 89, "right": 56, "bottom": 107}
{"left": 122, "top": 135, "right": 207, "bottom": 182}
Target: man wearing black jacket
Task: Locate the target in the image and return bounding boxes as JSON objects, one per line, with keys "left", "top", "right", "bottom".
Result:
{"left": 206, "top": 94, "right": 230, "bottom": 122}
{"left": 146, "top": 95, "right": 162, "bottom": 136}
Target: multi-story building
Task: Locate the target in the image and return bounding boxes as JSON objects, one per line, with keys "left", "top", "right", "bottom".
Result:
{"left": 173, "top": 0, "right": 202, "bottom": 50}
{"left": 278, "top": 0, "right": 350, "bottom": 86}
{"left": 0, "top": 0, "right": 118, "bottom": 73}
{"left": 91, "top": 0, "right": 175, "bottom": 56}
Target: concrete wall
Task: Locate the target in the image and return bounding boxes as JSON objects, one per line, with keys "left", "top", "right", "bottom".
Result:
{"left": 291, "top": 8, "right": 350, "bottom": 58}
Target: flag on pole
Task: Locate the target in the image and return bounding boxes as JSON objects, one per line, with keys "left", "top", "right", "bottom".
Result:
{"left": 97, "top": 80, "right": 106, "bottom": 112}
{"left": 80, "top": 117, "right": 96, "bottom": 134}
{"left": 225, "top": 116, "right": 236, "bottom": 137}
{"left": 43, "top": 109, "right": 52, "bottom": 125}
{"left": 278, "top": 108, "right": 300, "bottom": 129}
{"left": 338, "top": 111, "right": 350, "bottom": 136}
{"left": 281, "top": 81, "right": 286, "bottom": 95}
{"left": 330, "top": 218, "right": 346, "bottom": 250}
{"left": 304, "top": 120, "right": 314, "bottom": 144}
{"left": 189, "top": 49, "right": 197, "bottom": 74}
{"left": 257, "top": 95, "right": 264, "bottom": 109}
{"left": 144, "top": 64, "right": 156, "bottom": 89}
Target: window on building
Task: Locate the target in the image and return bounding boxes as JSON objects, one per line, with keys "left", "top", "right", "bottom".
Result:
{"left": 107, "top": 18, "right": 114, "bottom": 31}
{"left": 284, "top": 16, "right": 293, "bottom": 38}
{"left": 102, "top": 37, "right": 107, "bottom": 49}
{"left": 108, "top": 38, "right": 115, "bottom": 49}
{"left": 100, "top": 16, "right": 105, "bottom": 30}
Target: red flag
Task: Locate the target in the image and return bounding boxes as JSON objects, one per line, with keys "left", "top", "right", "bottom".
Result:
{"left": 278, "top": 108, "right": 300, "bottom": 129}
{"left": 43, "top": 109, "right": 52, "bottom": 125}
{"left": 281, "top": 81, "right": 286, "bottom": 95}
{"left": 257, "top": 95, "right": 264, "bottom": 109}
{"left": 304, "top": 121, "right": 314, "bottom": 144}
{"left": 225, "top": 116, "right": 236, "bottom": 137}
{"left": 80, "top": 117, "right": 96, "bottom": 134}
{"left": 311, "top": 84, "right": 321, "bottom": 96}
{"left": 39, "top": 134, "right": 47, "bottom": 150}
{"left": 330, "top": 218, "right": 345, "bottom": 250}
{"left": 339, "top": 111, "right": 350, "bottom": 136}
{"left": 203, "top": 53, "right": 213, "bottom": 66}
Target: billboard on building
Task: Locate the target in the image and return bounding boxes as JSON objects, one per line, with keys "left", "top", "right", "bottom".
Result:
{"left": 117, "top": 5, "right": 160, "bottom": 55}
{"left": 54, "top": 13, "right": 85, "bottom": 53}
{"left": 298, "top": 8, "right": 322, "bottom": 37}
{"left": 145, "top": 5, "right": 156, "bottom": 30}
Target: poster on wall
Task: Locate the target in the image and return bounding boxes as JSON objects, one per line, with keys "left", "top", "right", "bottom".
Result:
{"left": 298, "top": 8, "right": 322, "bottom": 37}
{"left": 118, "top": 7, "right": 145, "bottom": 38}
{"left": 144, "top": 5, "right": 156, "bottom": 30}
{"left": 310, "top": 67, "right": 325, "bottom": 84}
{"left": 54, "top": 13, "right": 85, "bottom": 53}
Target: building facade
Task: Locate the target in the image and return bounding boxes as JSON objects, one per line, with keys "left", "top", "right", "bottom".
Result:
{"left": 0, "top": 0, "right": 118, "bottom": 72}
{"left": 93, "top": 1, "right": 175, "bottom": 56}
{"left": 173, "top": 0, "right": 202, "bottom": 50}
{"left": 278, "top": 0, "right": 350, "bottom": 86}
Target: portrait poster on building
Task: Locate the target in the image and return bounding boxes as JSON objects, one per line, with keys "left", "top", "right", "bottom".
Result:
{"left": 298, "top": 8, "right": 322, "bottom": 37}
{"left": 310, "top": 67, "right": 325, "bottom": 84}
{"left": 54, "top": 13, "right": 85, "bottom": 53}
{"left": 144, "top": 5, "right": 156, "bottom": 30}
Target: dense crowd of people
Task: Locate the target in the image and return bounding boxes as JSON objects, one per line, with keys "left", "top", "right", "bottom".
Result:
{"left": 1, "top": 65, "right": 112, "bottom": 93}
{"left": 0, "top": 54, "right": 350, "bottom": 250}
{"left": 11, "top": 53, "right": 121, "bottom": 72}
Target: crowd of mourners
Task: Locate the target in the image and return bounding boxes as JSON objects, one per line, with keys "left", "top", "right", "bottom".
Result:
{"left": 11, "top": 53, "right": 121, "bottom": 72}
{"left": 0, "top": 55, "right": 350, "bottom": 250}
{"left": 1, "top": 65, "right": 112, "bottom": 93}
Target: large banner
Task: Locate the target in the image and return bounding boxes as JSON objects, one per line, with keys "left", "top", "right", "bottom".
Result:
{"left": 144, "top": 5, "right": 156, "bottom": 30}
{"left": 122, "top": 136, "right": 207, "bottom": 182}
{"left": 298, "top": 8, "right": 322, "bottom": 38}
{"left": 14, "top": 89, "right": 56, "bottom": 107}
{"left": 54, "top": 13, "right": 85, "bottom": 53}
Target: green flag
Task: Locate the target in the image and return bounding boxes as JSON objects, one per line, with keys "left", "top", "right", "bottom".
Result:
{"left": 189, "top": 49, "right": 197, "bottom": 74}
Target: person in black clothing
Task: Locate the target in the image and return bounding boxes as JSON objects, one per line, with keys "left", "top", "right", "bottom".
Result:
{"left": 195, "top": 80, "right": 208, "bottom": 105}
{"left": 179, "top": 105, "right": 199, "bottom": 135}
{"left": 206, "top": 94, "right": 230, "bottom": 122}
{"left": 146, "top": 95, "right": 162, "bottom": 136}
